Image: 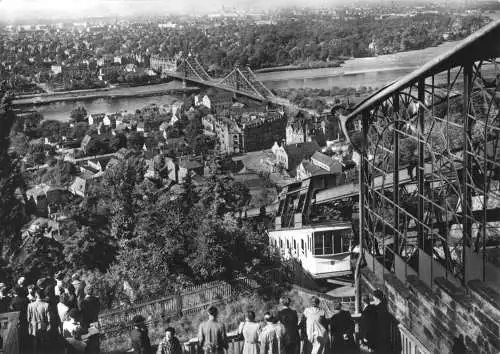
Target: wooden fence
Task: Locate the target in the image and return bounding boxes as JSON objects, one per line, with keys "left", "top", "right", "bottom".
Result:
{"left": 99, "top": 280, "right": 237, "bottom": 336}
{"left": 98, "top": 268, "right": 353, "bottom": 337}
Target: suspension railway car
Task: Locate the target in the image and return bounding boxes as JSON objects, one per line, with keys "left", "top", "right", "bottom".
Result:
{"left": 268, "top": 222, "right": 353, "bottom": 278}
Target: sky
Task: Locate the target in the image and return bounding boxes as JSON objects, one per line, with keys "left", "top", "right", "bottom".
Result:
{"left": 0, "top": 0, "right": 483, "bottom": 22}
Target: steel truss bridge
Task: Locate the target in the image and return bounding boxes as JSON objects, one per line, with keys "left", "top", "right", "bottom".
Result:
{"left": 342, "top": 20, "right": 500, "bottom": 291}
{"left": 165, "top": 56, "right": 311, "bottom": 112}
{"left": 164, "top": 56, "right": 275, "bottom": 102}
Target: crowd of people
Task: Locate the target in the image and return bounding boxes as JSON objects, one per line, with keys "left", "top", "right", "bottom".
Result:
{"left": 0, "top": 272, "right": 100, "bottom": 354}
{"left": 129, "top": 288, "right": 392, "bottom": 354}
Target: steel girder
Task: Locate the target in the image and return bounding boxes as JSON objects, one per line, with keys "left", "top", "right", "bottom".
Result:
{"left": 346, "top": 21, "right": 500, "bottom": 289}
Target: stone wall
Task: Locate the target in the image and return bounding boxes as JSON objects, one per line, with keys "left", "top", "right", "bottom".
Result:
{"left": 361, "top": 268, "right": 500, "bottom": 354}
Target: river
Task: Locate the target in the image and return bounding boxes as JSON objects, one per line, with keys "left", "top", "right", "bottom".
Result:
{"left": 34, "top": 40, "right": 461, "bottom": 122}
{"left": 256, "top": 40, "right": 461, "bottom": 90}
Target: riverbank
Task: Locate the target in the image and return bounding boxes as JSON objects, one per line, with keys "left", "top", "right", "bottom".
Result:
{"left": 255, "top": 60, "right": 344, "bottom": 73}
{"left": 12, "top": 81, "right": 199, "bottom": 106}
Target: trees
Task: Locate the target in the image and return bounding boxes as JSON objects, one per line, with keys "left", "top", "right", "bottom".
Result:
{"left": 39, "top": 120, "right": 69, "bottom": 143}
{"left": 64, "top": 226, "right": 117, "bottom": 272}
{"left": 0, "top": 88, "right": 26, "bottom": 258}
{"left": 11, "top": 227, "right": 66, "bottom": 282}
{"left": 70, "top": 122, "right": 90, "bottom": 140}
{"left": 127, "top": 131, "right": 145, "bottom": 150}
{"left": 70, "top": 106, "right": 88, "bottom": 122}
{"left": 109, "top": 133, "right": 127, "bottom": 152}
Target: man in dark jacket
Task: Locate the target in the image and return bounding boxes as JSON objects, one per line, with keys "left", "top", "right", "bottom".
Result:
{"left": 0, "top": 285, "right": 11, "bottom": 314}
{"left": 11, "top": 286, "right": 29, "bottom": 353}
{"left": 80, "top": 286, "right": 100, "bottom": 329}
{"left": 330, "top": 302, "right": 355, "bottom": 353}
{"left": 80, "top": 285, "right": 100, "bottom": 354}
{"left": 373, "top": 289, "right": 391, "bottom": 354}
{"left": 131, "top": 315, "right": 152, "bottom": 354}
{"left": 360, "top": 294, "right": 377, "bottom": 352}
{"left": 277, "top": 296, "right": 300, "bottom": 354}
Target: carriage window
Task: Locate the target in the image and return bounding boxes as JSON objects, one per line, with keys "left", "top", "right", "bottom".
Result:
{"left": 313, "top": 231, "right": 335, "bottom": 255}
{"left": 279, "top": 239, "right": 283, "bottom": 248}
{"left": 334, "top": 233, "right": 342, "bottom": 253}
{"left": 301, "top": 239, "right": 304, "bottom": 250}
{"left": 324, "top": 232, "right": 333, "bottom": 254}
{"left": 314, "top": 233, "right": 324, "bottom": 255}
{"left": 333, "top": 230, "right": 351, "bottom": 253}
{"left": 286, "top": 239, "right": 290, "bottom": 249}
{"left": 294, "top": 239, "right": 297, "bottom": 250}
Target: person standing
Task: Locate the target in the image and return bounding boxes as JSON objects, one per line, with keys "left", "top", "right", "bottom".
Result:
{"left": 373, "top": 289, "right": 391, "bottom": 354}
{"left": 156, "top": 327, "right": 182, "bottom": 354}
{"left": 299, "top": 297, "right": 328, "bottom": 354}
{"left": 277, "top": 296, "right": 300, "bottom": 354}
{"left": 11, "top": 286, "right": 29, "bottom": 353}
{"left": 27, "top": 290, "right": 52, "bottom": 354}
{"left": 80, "top": 285, "right": 99, "bottom": 329}
{"left": 197, "top": 306, "right": 228, "bottom": 354}
{"left": 27, "top": 285, "right": 36, "bottom": 302}
{"left": 131, "top": 315, "right": 152, "bottom": 354}
{"left": 0, "top": 285, "right": 11, "bottom": 314}
{"left": 359, "top": 294, "right": 377, "bottom": 352}
{"left": 54, "top": 271, "right": 65, "bottom": 298}
{"left": 80, "top": 285, "right": 100, "bottom": 354}
{"left": 16, "top": 276, "right": 28, "bottom": 297}
{"left": 238, "top": 310, "right": 261, "bottom": 354}
{"left": 71, "top": 274, "right": 86, "bottom": 310}
{"left": 258, "top": 313, "right": 280, "bottom": 354}
{"left": 329, "top": 302, "right": 355, "bottom": 353}
{"left": 64, "top": 283, "right": 79, "bottom": 310}
{"left": 58, "top": 293, "right": 71, "bottom": 330}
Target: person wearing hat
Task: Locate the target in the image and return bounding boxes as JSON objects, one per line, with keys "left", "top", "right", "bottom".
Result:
{"left": 197, "top": 306, "right": 228, "bottom": 354}
{"left": 329, "top": 302, "right": 355, "bottom": 353}
{"left": 131, "top": 315, "right": 152, "bottom": 354}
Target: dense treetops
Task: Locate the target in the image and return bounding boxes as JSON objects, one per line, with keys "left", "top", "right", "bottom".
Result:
{"left": 0, "top": 89, "right": 272, "bottom": 309}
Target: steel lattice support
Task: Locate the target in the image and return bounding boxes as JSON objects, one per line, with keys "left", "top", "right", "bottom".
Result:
{"left": 217, "top": 67, "right": 274, "bottom": 100}
{"left": 347, "top": 21, "right": 500, "bottom": 290}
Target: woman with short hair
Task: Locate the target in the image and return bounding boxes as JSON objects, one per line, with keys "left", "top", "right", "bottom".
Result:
{"left": 238, "top": 310, "right": 261, "bottom": 354}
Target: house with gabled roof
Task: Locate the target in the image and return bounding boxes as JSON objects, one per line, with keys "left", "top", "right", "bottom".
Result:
{"left": 69, "top": 177, "right": 90, "bottom": 198}
{"left": 88, "top": 113, "right": 108, "bottom": 126}
{"left": 310, "top": 151, "right": 343, "bottom": 174}
{"left": 274, "top": 141, "right": 321, "bottom": 176}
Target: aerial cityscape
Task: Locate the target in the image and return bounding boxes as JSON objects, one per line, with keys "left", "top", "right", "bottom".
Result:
{"left": 0, "top": 0, "right": 498, "bottom": 353}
